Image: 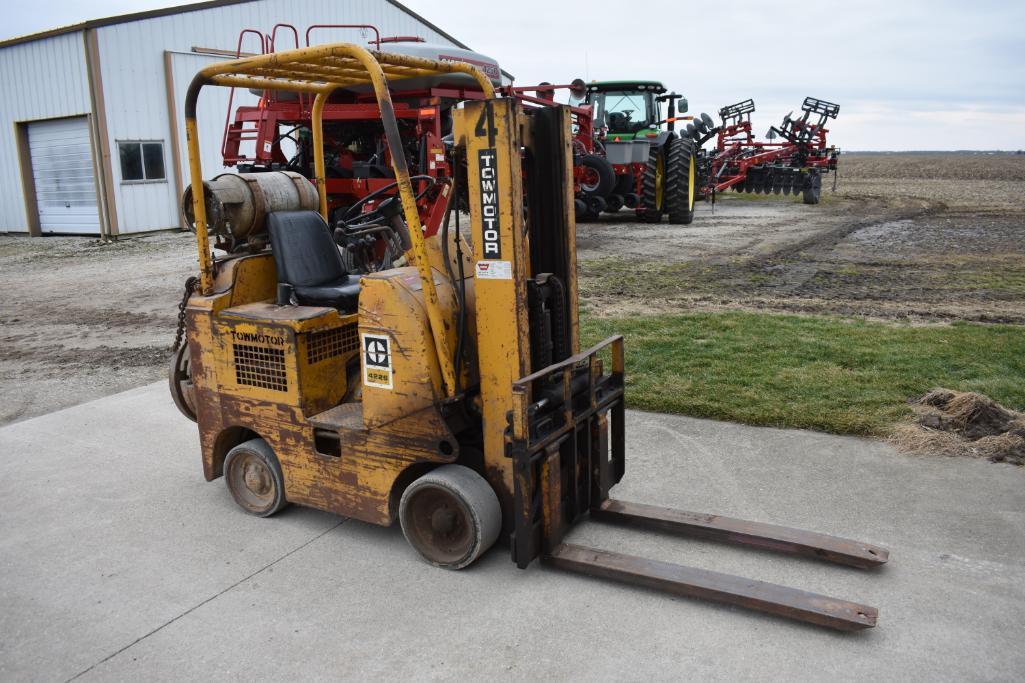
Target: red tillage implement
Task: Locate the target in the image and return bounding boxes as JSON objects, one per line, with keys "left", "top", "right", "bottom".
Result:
{"left": 691, "top": 97, "right": 840, "bottom": 205}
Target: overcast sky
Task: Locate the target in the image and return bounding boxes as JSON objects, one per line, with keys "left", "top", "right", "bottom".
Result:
{"left": 4, "top": 0, "right": 1023, "bottom": 150}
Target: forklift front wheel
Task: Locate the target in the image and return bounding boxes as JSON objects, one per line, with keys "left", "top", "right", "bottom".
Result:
{"left": 399, "top": 465, "right": 501, "bottom": 570}
{"left": 224, "top": 438, "right": 288, "bottom": 517}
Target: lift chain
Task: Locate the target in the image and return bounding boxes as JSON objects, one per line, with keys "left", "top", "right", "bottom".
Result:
{"left": 172, "top": 276, "right": 198, "bottom": 352}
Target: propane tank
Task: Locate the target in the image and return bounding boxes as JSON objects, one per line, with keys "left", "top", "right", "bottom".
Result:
{"left": 181, "top": 171, "right": 319, "bottom": 240}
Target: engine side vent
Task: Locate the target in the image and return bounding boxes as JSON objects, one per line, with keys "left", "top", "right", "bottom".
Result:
{"left": 306, "top": 323, "right": 359, "bottom": 364}
{"left": 233, "top": 343, "right": 287, "bottom": 391}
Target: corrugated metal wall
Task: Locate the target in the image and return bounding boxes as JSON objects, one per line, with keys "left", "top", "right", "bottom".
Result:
{"left": 96, "top": 0, "right": 464, "bottom": 234}
{"left": 0, "top": 32, "right": 91, "bottom": 231}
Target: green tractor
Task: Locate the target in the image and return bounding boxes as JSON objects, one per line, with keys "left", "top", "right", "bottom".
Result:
{"left": 583, "top": 80, "right": 699, "bottom": 224}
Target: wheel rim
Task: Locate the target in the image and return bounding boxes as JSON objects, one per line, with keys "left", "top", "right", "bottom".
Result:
{"left": 580, "top": 167, "right": 601, "bottom": 193}
{"left": 655, "top": 153, "right": 665, "bottom": 209}
{"left": 405, "top": 486, "right": 474, "bottom": 565}
{"left": 227, "top": 451, "right": 277, "bottom": 514}
{"left": 687, "top": 156, "right": 695, "bottom": 211}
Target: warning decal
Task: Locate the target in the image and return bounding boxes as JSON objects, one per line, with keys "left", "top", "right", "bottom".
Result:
{"left": 362, "top": 333, "right": 393, "bottom": 389}
{"left": 475, "top": 260, "right": 512, "bottom": 280}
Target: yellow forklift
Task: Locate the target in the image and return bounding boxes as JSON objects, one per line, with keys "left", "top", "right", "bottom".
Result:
{"left": 171, "top": 43, "right": 888, "bottom": 630}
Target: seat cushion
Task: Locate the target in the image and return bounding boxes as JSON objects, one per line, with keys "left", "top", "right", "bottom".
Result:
{"left": 267, "top": 211, "right": 346, "bottom": 287}
{"left": 293, "top": 276, "right": 361, "bottom": 311}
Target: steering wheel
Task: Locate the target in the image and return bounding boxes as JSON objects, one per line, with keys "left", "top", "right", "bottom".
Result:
{"left": 339, "top": 175, "right": 437, "bottom": 227}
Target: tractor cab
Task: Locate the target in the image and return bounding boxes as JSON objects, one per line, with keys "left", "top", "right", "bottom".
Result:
{"left": 585, "top": 80, "right": 684, "bottom": 140}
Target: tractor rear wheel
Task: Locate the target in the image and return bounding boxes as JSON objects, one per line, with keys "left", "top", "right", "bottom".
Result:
{"left": 665, "top": 138, "right": 697, "bottom": 225}
{"left": 579, "top": 154, "right": 615, "bottom": 197}
{"left": 802, "top": 169, "right": 822, "bottom": 204}
{"left": 224, "top": 438, "right": 288, "bottom": 517}
{"left": 639, "top": 142, "right": 667, "bottom": 223}
{"left": 400, "top": 465, "right": 501, "bottom": 569}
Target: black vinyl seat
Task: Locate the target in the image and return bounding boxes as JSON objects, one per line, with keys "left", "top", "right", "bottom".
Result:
{"left": 266, "top": 211, "right": 361, "bottom": 311}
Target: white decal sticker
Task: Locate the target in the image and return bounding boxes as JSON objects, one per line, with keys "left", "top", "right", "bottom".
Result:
{"left": 362, "top": 333, "right": 393, "bottom": 389}
{"left": 475, "top": 260, "right": 512, "bottom": 280}
{"left": 263, "top": 141, "right": 272, "bottom": 154}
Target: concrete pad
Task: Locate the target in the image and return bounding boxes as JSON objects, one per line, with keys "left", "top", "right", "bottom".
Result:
{"left": 1, "top": 382, "right": 1023, "bottom": 680}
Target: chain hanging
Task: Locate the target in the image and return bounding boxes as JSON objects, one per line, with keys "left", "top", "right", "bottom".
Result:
{"left": 172, "top": 276, "right": 198, "bottom": 352}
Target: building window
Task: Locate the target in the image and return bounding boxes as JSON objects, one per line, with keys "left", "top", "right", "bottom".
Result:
{"left": 118, "top": 141, "right": 165, "bottom": 182}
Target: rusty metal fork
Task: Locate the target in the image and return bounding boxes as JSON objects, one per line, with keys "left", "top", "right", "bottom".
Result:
{"left": 543, "top": 498, "right": 889, "bottom": 631}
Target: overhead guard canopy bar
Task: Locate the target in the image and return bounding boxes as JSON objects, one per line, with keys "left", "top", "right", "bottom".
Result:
{"left": 183, "top": 42, "right": 494, "bottom": 397}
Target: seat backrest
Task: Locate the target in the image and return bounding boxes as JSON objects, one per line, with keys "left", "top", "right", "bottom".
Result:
{"left": 266, "top": 211, "right": 346, "bottom": 287}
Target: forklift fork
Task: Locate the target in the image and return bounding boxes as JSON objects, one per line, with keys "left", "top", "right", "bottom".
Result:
{"left": 508, "top": 337, "right": 888, "bottom": 632}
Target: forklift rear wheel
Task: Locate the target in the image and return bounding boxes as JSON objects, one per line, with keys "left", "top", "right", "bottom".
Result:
{"left": 168, "top": 342, "right": 197, "bottom": 422}
{"left": 224, "top": 438, "right": 288, "bottom": 517}
{"left": 399, "top": 465, "right": 501, "bottom": 569}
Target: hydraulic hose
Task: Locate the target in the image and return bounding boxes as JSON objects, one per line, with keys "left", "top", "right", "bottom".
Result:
{"left": 440, "top": 159, "right": 467, "bottom": 395}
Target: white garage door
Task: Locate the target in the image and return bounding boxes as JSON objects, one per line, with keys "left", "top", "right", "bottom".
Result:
{"left": 28, "top": 117, "right": 101, "bottom": 234}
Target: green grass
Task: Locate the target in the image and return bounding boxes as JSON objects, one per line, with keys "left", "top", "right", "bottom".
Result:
{"left": 580, "top": 312, "right": 1025, "bottom": 436}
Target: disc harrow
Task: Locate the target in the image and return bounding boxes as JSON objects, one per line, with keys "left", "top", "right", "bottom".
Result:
{"left": 686, "top": 96, "right": 840, "bottom": 205}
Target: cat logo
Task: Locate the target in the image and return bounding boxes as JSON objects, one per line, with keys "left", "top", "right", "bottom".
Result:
{"left": 362, "top": 333, "right": 393, "bottom": 389}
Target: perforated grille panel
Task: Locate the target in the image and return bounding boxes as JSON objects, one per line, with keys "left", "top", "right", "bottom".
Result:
{"left": 306, "top": 323, "right": 359, "bottom": 364}
{"left": 233, "top": 344, "right": 287, "bottom": 391}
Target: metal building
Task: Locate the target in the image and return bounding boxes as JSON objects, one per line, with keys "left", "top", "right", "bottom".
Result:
{"left": 0, "top": 0, "right": 480, "bottom": 238}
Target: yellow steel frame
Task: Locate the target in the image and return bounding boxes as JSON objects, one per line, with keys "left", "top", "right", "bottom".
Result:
{"left": 183, "top": 43, "right": 495, "bottom": 398}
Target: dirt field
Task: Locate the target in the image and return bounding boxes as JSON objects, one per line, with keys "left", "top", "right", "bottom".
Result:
{"left": 1, "top": 153, "right": 1023, "bottom": 425}
{"left": 579, "top": 153, "right": 1025, "bottom": 323}
{"left": 0, "top": 234, "right": 196, "bottom": 424}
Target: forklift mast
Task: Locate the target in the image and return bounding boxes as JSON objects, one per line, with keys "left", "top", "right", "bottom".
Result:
{"left": 455, "top": 99, "right": 626, "bottom": 563}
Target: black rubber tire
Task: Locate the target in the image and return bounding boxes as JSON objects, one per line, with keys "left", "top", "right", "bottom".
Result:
{"left": 613, "top": 171, "right": 635, "bottom": 195}
{"left": 803, "top": 170, "right": 822, "bottom": 204}
{"left": 586, "top": 195, "right": 607, "bottom": 215}
{"left": 575, "top": 199, "right": 596, "bottom": 223}
{"left": 399, "top": 465, "right": 502, "bottom": 569}
{"left": 224, "top": 438, "right": 288, "bottom": 518}
{"left": 665, "top": 138, "right": 697, "bottom": 225}
{"left": 579, "top": 154, "right": 615, "bottom": 197}
{"left": 604, "top": 193, "right": 624, "bottom": 213}
{"left": 168, "top": 342, "right": 197, "bottom": 422}
{"left": 639, "top": 142, "right": 666, "bottom": 223}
